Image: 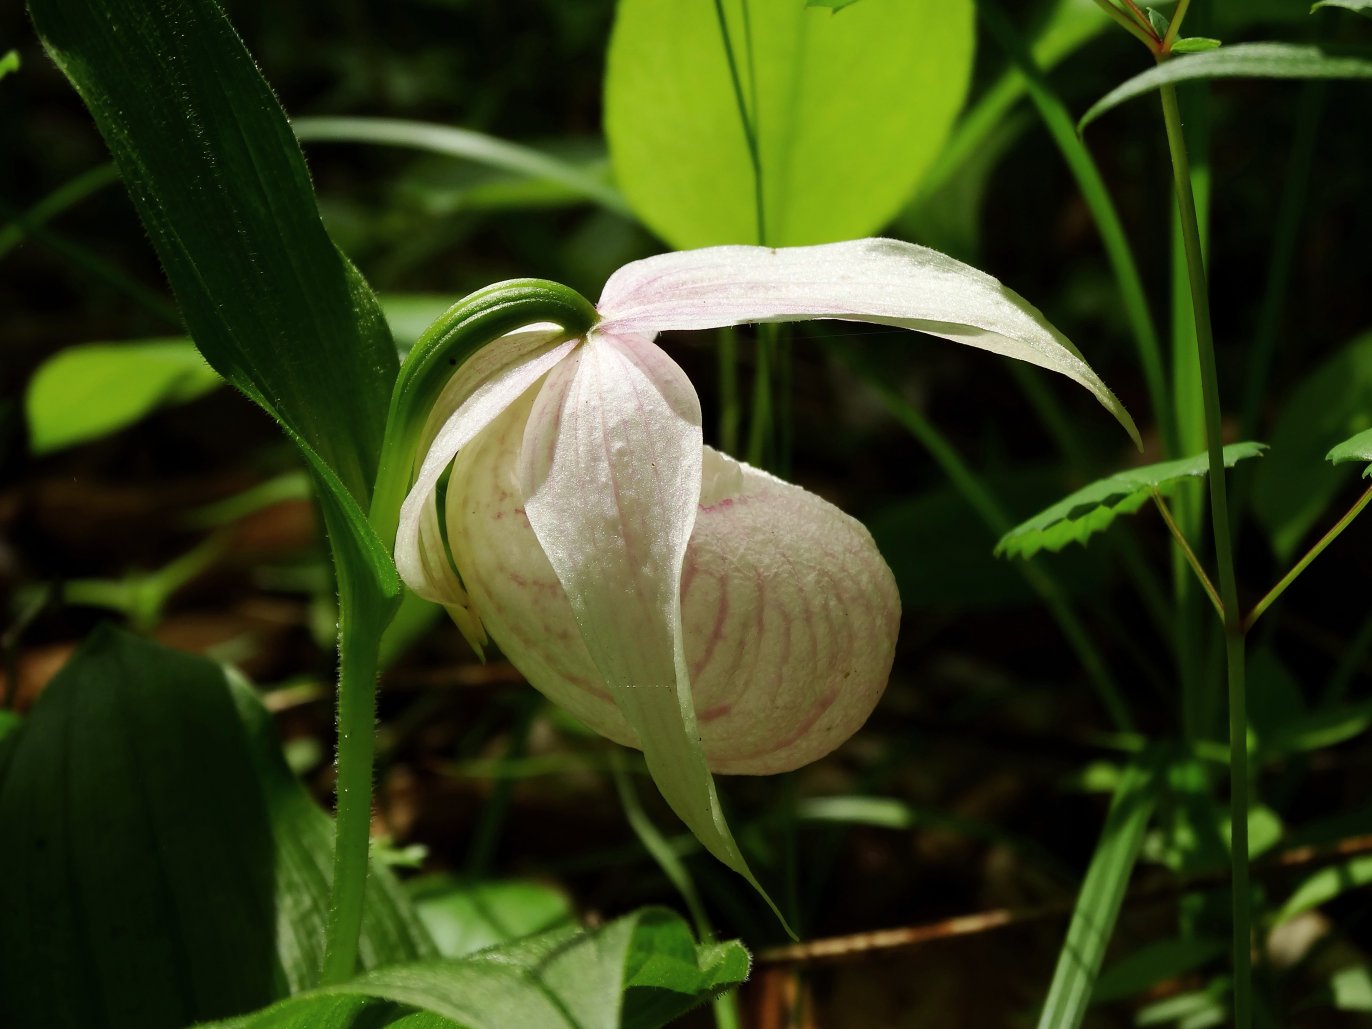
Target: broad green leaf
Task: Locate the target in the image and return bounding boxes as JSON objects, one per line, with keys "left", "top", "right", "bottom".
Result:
{"left": 1080, "top": 43, "right": 1372, "bottom": 130}
{"left": 806, "top": 0, "right": 865, "bottom": 8}
{"left": 293, "top": 117, "right": 627, "bottom": 217}
{"left": 1314, "top": 0, "right": 1372, "bottom": 18}
{"left": 1037, "top": 757, "right": 1159, "bottom": 1029}
{"left": 1263, "top": 698, "right": 1372, "bottom": 755}
{"left": 28, "top": 0, "right": 398, "bottom": 507}
{"left": 1327, "top": 426, "right": 1372, "bottom": 472}
{"left": 1275, "top": 852, "right": 1372, "bottom": 926}
{"left": 605, "top": 0, "right": 975, "bottom": 248}
{"left": 408, "top": 877, "right": 574, "bottom": 959}
{"left": 1093, "top": 937, "right": 1225, "bottom": 1004}
{"left": 997, "top": 443, "right": 1267, "bottom": 559}
{"left": 0, "top": 627, "right": 431, "bottom": 1029}
{"left": 203, "top": 908, "right": 749, "bottom": 1029}
{"left": 1254, "top": 330, "right": 1372, "bottom": 559}
{"left": 26, "top": 296, "right": 454, "bottom": 455}
{"left": 25, "top": 340, "right": 221, "bottom": 453}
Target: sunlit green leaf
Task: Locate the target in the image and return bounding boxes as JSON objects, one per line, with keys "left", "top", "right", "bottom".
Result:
{"left": 1172, "top": 37, "right": 1224, "bottom": 53}
{"left": 28, "top": 0, "right": 398, "bottom": 507}
{"left": 997, "top": 443, "right": 1267, "bottom": 559}
{"left": 1313, "top": 0, "right": 1372, "bottom": 18}
{"left": 25, "top": 296, "right": 455, "bottom": 455}
{"left": 1326, "top": 966, "right": 1372, "bottom": 1013}
{"left": 0, "top": 628, "right": 432, "bottom": 1029}
{"left": 1327, "top": 426, "right": 1372, "bottom": 474}
{"left": 0, "top": 49, "right": 19, "bottom": 81}
{"left": 1275, "top": 852, "right": 1372, "bottom": 926}
{"left": 1254, "top": 330, "right": 1372, "bottom": 558}
{"left": 806, "top": 0, "right": 865, "bottom": 9}
{"left": 605, "top": 0, "right": 974, "bottom": 247}
{"left": 1080, "top": 43, "right": 1372, "bottom": 131}
{"left": 201, "top": 908, "right": 749, "bottom": 1029}
{"left": 408, "top": 877, "right": 574, "bottom": 959}
{"left": 1037, "top": 757, "right": 1159, "bottom": 1028}
{"left": 25, "top": 340, "right": 221, "bottom": 453}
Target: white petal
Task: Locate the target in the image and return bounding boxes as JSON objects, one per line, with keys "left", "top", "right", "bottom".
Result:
{"left": 595, "top": 237, "right": 1139, "bottom": 446}
{"left": 446, "top": 396, "right": 899, "bottom": 776}
{"left": 393, "top": 326, "right": 577, "bottom": 613}
{"left": 514, "top": 332, "right": 767, "bottom": 884}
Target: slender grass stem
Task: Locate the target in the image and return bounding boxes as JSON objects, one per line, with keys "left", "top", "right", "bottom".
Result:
{"left": 1151, "top": 491, "right": 1223, "bottom": 620}
{"left": 718, "top": 327, "right": 742, "bottom": 455}
{"left": 746, "top": 323, "right": 777, "bottom": 469}
{"left": 1245, "top": 483, "right": 1372, "bottom": 631}
{"left": 842, "top": 346, "right": 1134, "bottom": 732}
{"left": 711, "top": 0, "right": 765, "bottom": 245}
{"left": 1159, "top": 78, "right": 1252, "bottom": 1028}
{"left": 979, "top": 0, "right": 1171, "bottom": 453}
{"left": 1161, "top": 0, "right": 1192, "bottom": 52}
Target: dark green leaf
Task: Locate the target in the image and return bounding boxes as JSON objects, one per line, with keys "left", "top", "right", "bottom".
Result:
{"left": 605, "top": 0, "right": 975, "bottom": 247}
{"left": 997, "top": 443, "right": 1267, "bottom": 559}
{"left": 1327, "top": 426, "right": 1372, "bottom": 473}
{"left": 0, "top": 628, "right": 431, "bottom": 1029}
{"left": 870, "top": 468, "right": 1108, "bottom": 610}
{"left": 25, "top": 295, "right": 450, "bottom": 454}
{"left": 25, "top": 340, "right": 220, "bottom": 453}
{"left": 206, "top": 908, "right": 749, "bottom": 1029}
{"left": 28, "top": 0, "right": 398, "bottom": 506}
{"left": 1080, "top": 43, "right": 1372, "bottom": 131}
{"left": 1254, "top": 330, "right": 1372, "bottom": 558}
{"left": 1313, "top": 0, "right": 1372, "bottom": 18}
{"left": 1093, "top": 937, "right": 1225, "bottom": 1004}
{"left": 1037, "top": 757, "right": 1159, "bottom": 1028}
{"left": 1171, "top": 37, "right": 1224, "bottom": 53}
{"left": 408, "top": 877, "right": 574, "bottom": 959}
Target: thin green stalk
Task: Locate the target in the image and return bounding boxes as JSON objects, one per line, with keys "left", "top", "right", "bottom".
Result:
{"left": 1159, "top": 78, "right": 1252, "bottom": 1028}
{"left": 711, "top": 0, "right": 765, "bottom": 245}
{"left": 1161, "top": 0, "right": 1192, "bottom": 52}
{"left": 1089, "top": 0, "right": 1158, "bottom": 49}
{"left": 1151, "top": 491, "right": 1223, "bottom": 620}
{"left": 718, "top": 327, "right": 741, "bottom": 455}
{"left": 0, "top": 163, "right": 119, "bottom": 259}
{"left": 843, "top": 347, "right": 1134, "bottom": 732}
{"left": 320, "top": 610, "right": 386, "bottom": 984}
{"left": 746, "top": 324, "right": 777, "bottom": 469}
{"left": 611, "top": 753, "right": 742, "bottom": 1029}
{"left": 979, "top": 0, "right": 1171, "bottom": 451}
{"left": 1245, "top": 483, "right": 1372, "bottom": 631}
{"left": 466, "top": 695, "right": 539, "bottom": 877}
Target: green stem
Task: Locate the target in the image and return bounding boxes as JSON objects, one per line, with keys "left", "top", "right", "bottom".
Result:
{"left": 1159, "top": 78, "right": 1251, "bottom": 1028}
{"left": 320, "top": 279, "right": 596, "bottom": 983}
{"left": 712, "top": 0, "right": 765, "bottom": 245}
{"left": 1161, "top": 0, "right": 1191, "bottom": 52}
{"left": 1245, "top": 483, "right": 1372, "bottom": 631}
{"left": 746, "top": 324, "right": 776, "bottom": 469}
{"left": 1151, "top": 491, "right": 1223, "bottom": 620}
{"left": 979, "top": 0, "right": 1171, "bottom": 451}
{"left": 320, "top": 611, "right": 385, "bottom": 985}
{"left": 842, "top": 345, "right": 1134, "bottom": 732}
{"left": 718, "top": 327, "right": 741, "bottom": 455}
{"left": 1089, "top": 0, "right": 1159, "bottom": 49}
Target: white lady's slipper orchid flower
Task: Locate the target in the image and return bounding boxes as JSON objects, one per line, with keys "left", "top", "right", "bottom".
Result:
{"left": 392, "top": 238, "right": 1136, "bottom": 884}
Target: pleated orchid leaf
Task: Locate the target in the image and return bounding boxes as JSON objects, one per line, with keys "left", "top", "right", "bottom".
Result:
{"left": 394, "top": 237, "right": 1135, "bottom": 901}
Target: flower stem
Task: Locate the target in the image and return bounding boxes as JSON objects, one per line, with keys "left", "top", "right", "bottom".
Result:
{"left": 320, "top": 610, "right": 384, "bottom": 985}
{"left": 1151, "top": 490, "right": 1223, "bottom": 620}
{"left": 1159, "top": 78, "right": 1252, "bottom": 1028}
{"left": 1245, "top": 482, "right": 1372, "bottom": 631}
